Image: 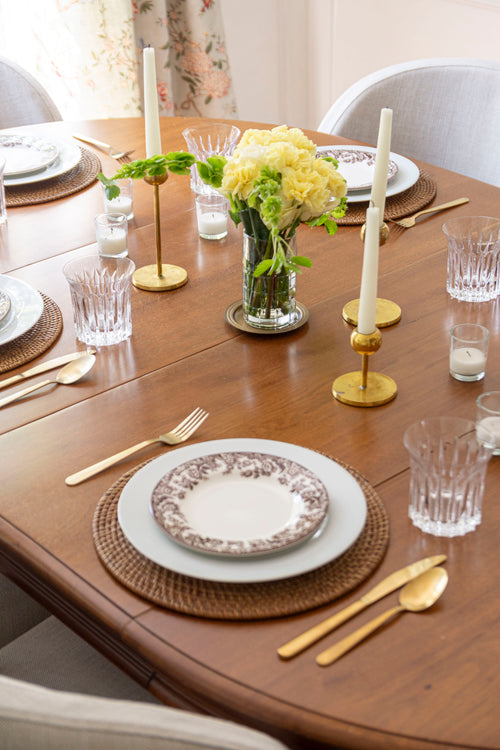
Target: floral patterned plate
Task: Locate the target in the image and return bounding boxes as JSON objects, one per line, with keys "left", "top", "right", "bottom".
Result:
{"left": 0, "top": 134, "right": 59, "bottom": 177}
{"left": 150, "top": 451, "right": 329, "bottom": 558}
{"left": 317, "top": 145, "right": 398, "bottom": 191}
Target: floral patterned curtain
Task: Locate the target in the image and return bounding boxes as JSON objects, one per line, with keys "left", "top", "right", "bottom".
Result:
{"left": 0, "top": 0, "right": 238, "bottom": 120}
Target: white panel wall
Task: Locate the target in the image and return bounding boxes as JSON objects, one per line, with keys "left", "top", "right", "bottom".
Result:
{"left": 221, "top": 0, "right": 500, "bottom": 131}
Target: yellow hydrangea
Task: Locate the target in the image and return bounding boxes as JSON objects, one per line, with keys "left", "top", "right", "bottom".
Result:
{"left": 220, "top": 125, "right": 346, "bottom": 230}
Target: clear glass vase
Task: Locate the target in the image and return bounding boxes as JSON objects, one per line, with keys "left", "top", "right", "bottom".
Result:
{"left": 242, "top": 232, "right": 297, "bottom": 329}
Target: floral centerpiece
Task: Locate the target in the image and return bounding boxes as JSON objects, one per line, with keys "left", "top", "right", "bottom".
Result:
{"left": 196, "top": 125, "right": 347, "bottom": 328}
{"left": 99, "top": 125, "right": 347, "bottom": 329}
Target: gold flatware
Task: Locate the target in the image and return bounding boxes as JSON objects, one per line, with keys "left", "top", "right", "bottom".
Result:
{"left": 388, "top": 197, "right": 469, "bottom": 229}
{"left": 0, "top": 349, "right": 96, "bottom": 390}
{"left": 316, "top": 567, "right": 448, "bottom": 666}
{"left": 65, "top": 407, "right": 209, "bottom": 486}
{"left": 277, "top": 554, "right": 447, "bottom": 660}
{"left": 72, "top": 134, "right": 134, "bottom": 163}
{"left": 0, "top": 354, "right": 96, "bottom": 408}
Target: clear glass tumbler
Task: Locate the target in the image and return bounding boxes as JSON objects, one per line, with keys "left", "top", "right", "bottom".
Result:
{"left": 63, "top": 255, "right": 135, "bottom": 346}
{"left": 182, "top": 123, "right": 240, "bottom": 194}
{"left": 403, "top": 416, "right": 495, "bottom": 537}
{"left": 443, "top": 216, "right": 500, "bottom": 302}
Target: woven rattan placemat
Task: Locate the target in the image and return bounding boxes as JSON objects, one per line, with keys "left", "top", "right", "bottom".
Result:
{"left": 5, "top": 148, "right": 101, "bottom": 207}
{"left": 93, "top": 458, "right": 389, "bottom": 620}
{"left": 0, "top": 294, "right": 63, "bottom": 374}
{"left": 337, "top": 170, "right": 437, "bottom": 226}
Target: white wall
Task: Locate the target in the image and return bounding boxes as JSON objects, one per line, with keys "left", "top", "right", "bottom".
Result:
{"left": 221, "top": 0, "right": 500, "bottom": 130}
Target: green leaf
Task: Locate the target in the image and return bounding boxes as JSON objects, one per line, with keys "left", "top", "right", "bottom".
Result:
{"left": 97, "top": 172, "right": 120, "bottom": 200}
{"left": 291, "top": 255, "right": 313, "bottom": 267}
{"left": 253, "top": 259, "right": 273, "bottom": 277}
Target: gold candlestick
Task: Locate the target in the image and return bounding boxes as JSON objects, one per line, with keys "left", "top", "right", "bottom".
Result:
{"left": 332, "top": 328, "right": 397, "bottom": 407}
{"left": 132, "top": 173, "right": 188, "bottom": 292}
{"left": 343, "top": 221, "right": 401, "bottom": 328}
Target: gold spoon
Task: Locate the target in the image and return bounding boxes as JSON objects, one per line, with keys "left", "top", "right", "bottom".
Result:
{"left": 316, "top": 567, "right": 448, "bottom": 666}
{"left": 0, "top": 354, "right": 96, "bottom": 408}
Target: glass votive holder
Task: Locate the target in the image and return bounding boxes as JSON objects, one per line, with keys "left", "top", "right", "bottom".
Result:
{"left": 449, "top": 323, "right": 489, "bottom": 382}
{"left": 95, "top": 212, "right": 128, "bottom": 258}
{"left": 102, "top": 178, "right": 134, "bottom": 220}
{"left": 195, "top": 194, "right": 228, "bottom": 240}
{"left": 477, "top": 392, "right": 500, "bottom": 456}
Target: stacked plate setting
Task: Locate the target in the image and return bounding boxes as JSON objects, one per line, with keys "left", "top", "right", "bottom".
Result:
{"left": 316, "top": 145, "right": 420, "bottom": 203}
{"left": 0, "top": 133, "right": 82, "bottom": 187}
{"left": 0, "top": 276, "right": 44, "bottom": 346}
{"left": 117, "top": 438, "right": 368, "bottom": 584}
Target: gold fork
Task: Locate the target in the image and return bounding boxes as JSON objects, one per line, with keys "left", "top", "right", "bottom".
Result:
{"left": 72, "top": 134, "right": 135, "bottom": 163}
{"left": 65, "top": 407, "right": 209, "bottom": 486}
{"left": 388, "top": 197, "right": 469, "bottom": 229}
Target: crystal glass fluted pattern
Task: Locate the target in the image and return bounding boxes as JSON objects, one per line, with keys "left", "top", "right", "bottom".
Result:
{"left": 404, "top": 417, "right": 494, "bottom": 537}
{"left": 443, "top": 216, "right": 500, "bottom": 302}
{"left": 63, "top": 256, "right": 135, "bottom": 346}
{"left": 242, "top": 233, "right": 297, "bottom": 329}
{"left": 182, "top": 123, "right": 240, "bottom": 194}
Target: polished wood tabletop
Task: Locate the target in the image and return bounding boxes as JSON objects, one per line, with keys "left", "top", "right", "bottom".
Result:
{"left": 1, "top": 117, "right": 499, "bottom": 750}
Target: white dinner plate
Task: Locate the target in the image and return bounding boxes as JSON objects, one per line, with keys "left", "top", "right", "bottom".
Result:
{"left": 0, "top": 134, "right": 60, "bottom": 177}
{"left": 0, "top": 276, "right": 44, "bottom": 346}
{"left": 150, "top": 451, "right": 330, "bottom": 557}
{"left": 318, "top": 146, "right": 398, "bottom": 191}
{"left": 0, "top": 289, "right": 12, "bottom": 328}
{"left": 317, "top": 145, "right": 420, "bottom": 204}
{"left": 118, "top": 438, "right": 367, "bottom": 583}
{"left": 3, "top": 137, "right": 81, "bottom": 186}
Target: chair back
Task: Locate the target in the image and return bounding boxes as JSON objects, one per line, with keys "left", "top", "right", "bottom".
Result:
{"left": 0, "top": 56, "right": 62, "bottom": 129}
{"left": 318, "top": 58, "right": 500, "bottom": 186}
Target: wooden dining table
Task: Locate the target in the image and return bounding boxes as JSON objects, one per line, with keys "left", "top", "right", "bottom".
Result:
{"left": 1, "top": 116, "right": 499, "bottom": 750}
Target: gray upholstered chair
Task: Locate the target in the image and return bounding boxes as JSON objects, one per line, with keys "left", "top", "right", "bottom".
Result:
{"left": 318, "top": 58, "right": 500, "bottom": 187}
{"left": 0, "top": 56, "right": 62, "bottom": 129}
{"left": 0, "top": 575, "right": 290, "bottom": 749}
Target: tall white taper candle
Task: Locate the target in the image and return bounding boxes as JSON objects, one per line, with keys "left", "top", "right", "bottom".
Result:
{"left": 370, "top": 108, "right": 392, "bottom": 223}
{"left": 357, "top": 206, "right": 380, "bottom": 335}
{"left": 143, "top": 47, "right": 162, "bottom": 158}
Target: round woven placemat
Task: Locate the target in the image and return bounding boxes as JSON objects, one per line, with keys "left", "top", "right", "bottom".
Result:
{"left": 337, "top": 170, "right": 437, "bottom": 226}
{"left": 5, "top": 148, "right": 101, "bottom": 207}
{"left": 0, "top": 294, "right": 63, "bottom": 374}
{"left": 93, "top": 458, "right": 389, "bottom": 620}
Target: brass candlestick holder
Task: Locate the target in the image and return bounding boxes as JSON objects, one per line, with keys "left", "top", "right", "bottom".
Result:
{"left": 332, "top": 328, "right": 397, "bottom": 407}
{"left": 132, "top": 173, "right": 188, "bottom": 292}
{"left": 343, "top": 221, "right": 401, "bottom": 328}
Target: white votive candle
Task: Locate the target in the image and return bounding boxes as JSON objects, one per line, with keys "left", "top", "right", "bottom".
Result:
{"left": 198, "top": 211, "right": 227, "bottom": 236}
{"left": 106, "top": 196, "right": 133, "bottom": 219}
{"left": 98, "top": 227, "right": 128, "bottom": 257}
{"left": 450, "top": 347, "right": 486, "bottom": 376}
{"left": 477, "top": 416, "right": 500, "bottom": 449}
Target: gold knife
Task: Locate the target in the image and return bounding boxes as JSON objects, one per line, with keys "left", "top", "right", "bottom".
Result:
{"left": 72, "top": 134, "right": 113, "bottom": 153}
{"left": 277, "top": 554, "right": 447, "bottom": 659}
{"left": 0, "top": 350, "right": 96, "bottom": 390}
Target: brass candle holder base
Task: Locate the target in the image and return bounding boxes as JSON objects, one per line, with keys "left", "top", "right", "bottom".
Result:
{"left": 132, "top": 172, "right": 188, "bottom": 292}
{"left": 332, "top": 329, "right": 397, "bottom": 407}
{"left": 132, "top": 263, "right": 188, "bottom": 291}
{"left": 360, "top": 221, "right": 389, "bottom": 245}
{"left": 342, "top": 298, "right": 401, "bottom": 329}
